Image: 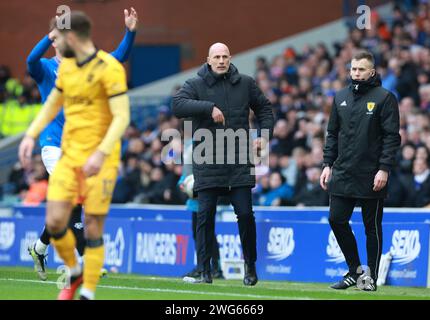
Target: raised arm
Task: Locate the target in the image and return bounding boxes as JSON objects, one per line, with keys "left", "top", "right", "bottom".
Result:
{"left": 26, "top": 32, "right": 54, "bottom": 82}
{"left": 110, "top": 8, "right": 138, "bottom": 62}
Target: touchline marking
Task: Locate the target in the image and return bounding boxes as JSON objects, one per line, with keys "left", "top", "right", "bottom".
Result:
{"left": 0, "top": 278, "right": 313, "bottom": 300}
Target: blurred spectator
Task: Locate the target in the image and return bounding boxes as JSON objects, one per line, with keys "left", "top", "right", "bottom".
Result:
{"left": 279, "top": 154, "right": 297, "bottom": 189}
{"left": 137, "top": 166, "right": 166, "bottom": 203}
{"left": 293, "top": 166, "right": 328, "bottom": 207}
{"left": 419, "top": 83, "right": 430, "bottom": 111}
{"left": 416, "top": 145, "right": 430, "bottom": 161}
{"left": 6, "top": 162, "right": 28, "bottom": 195}
{"left": 112, "top": 153, "right": 141, "bottom": 203}
{"left": 385, "top": 169, "right": 407, "bottom": 207}
{"left": 379, "top": 60, "right": 399, "bottom": 98}
{"left": 396, "top": 142, "right": 416, "bottom": 175}
{"left": 134, "top": 165, "right": 186, "bottom": 204}
{"left": 253, "top": 174, "right": 270, "bottom": 204}
{"left": 255, "top": 56, "right": 270, "bottom": 76}
{"left": 396, "top": 47, "right": 420, "bottom": 104}
{"left": 256, "top": 171, "right": 294, "bottom": 206}
{"left": 3, "top": 154, "right": 48, "bottom": 205}
{"left": 0, "top": 65, "right": 41, "bottom": 137}
{"left": 291, "top": 147, "right": 309, "bottom": 191}
{"left": 270, "top": 119, "right": 294, "bottom": 156}
{"left": 400, "top": 157, "right": 430, "bottom": 207}
{"left": 121, "top": 123, "right": 142, "bottom": 155}
{"left": 22, "top": 160, "right": 48, "bottom": 205}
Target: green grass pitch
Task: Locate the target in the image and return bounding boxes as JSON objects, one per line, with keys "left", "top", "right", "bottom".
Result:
{"left": 0, "top": 267, "right": 428, "bottom": 300}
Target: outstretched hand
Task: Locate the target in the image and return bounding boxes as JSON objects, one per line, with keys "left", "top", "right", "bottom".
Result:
{"left": 124, "top": 7, "right": 138, "bottom": 31}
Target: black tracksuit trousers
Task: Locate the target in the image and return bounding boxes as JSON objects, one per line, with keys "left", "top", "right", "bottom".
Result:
{"left": 329, "top": 195, "right": 384, "bottom": 280}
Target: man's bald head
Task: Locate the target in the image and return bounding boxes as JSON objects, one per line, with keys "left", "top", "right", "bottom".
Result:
{"left": 208, "top": 43, "right": 230, "bottom": 56}
{"left": 207, "top": 42, "right": 231, "bottom": 75}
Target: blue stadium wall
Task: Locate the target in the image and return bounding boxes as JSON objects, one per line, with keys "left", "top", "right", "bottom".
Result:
{"left": 1, "top": 205, "right": 429, "bottom": 287}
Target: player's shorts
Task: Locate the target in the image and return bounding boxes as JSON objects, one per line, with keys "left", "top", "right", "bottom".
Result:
{"left": 47, "top": 158, "right": 118, "bottom": 215}
{"left": 41, "top": 146, "right": 62, "bottom": 175}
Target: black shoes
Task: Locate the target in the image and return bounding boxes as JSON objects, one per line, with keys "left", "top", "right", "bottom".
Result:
{"left": 183, "top": 268, "right": 200, "bottom": 278}
{"left": 183, "top": 266, "right": 224, "bottom": 281}
{"left": 330, "top": 272, "right": 360, "bottom": 290}
{"left": 183, "top": 271, "right": 213, "bottom": 284}
{"left": 243, "top": 263, "right": 258, "bottom": 286}
{"left": 201, "top": 271, "right": 213, "bottom": 284}
{"left": 212, "top": 268, "right": 225, "bottom": 279}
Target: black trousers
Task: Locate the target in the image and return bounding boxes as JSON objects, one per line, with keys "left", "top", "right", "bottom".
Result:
{"left": 329, "top": 195, "right": 384, "bottom": 280}
{"left": 196, "top": 187, "right": 256, "bottom": 272}
{"left": 191, "top": 211, "right": 220, "bottom": 270}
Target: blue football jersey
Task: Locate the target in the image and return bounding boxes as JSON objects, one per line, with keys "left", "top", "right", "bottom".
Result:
{"left": 27, "top": 29, "right": 135, "bottom": 148}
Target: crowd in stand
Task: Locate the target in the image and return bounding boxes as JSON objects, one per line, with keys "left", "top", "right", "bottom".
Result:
{"left": 0, "top": 65, "right": 42, "bottom": 137}
{"left": 4, "top": 2, "right": 430, "bottom": 208}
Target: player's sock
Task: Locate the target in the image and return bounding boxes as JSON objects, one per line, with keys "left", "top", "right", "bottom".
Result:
{"left": 40, "top": 226, "right": 51, "bottom": 244}
{"left": 80, "top": 287, "right": 95, "bottom": 300}
{"left": 83, "top": 238, "right": 104, "bottom": 294}
{"left": 70, "top": 264, "right": 82, "bottom": 277}
{"left": 35, "top": 239, "right": 48, "bottom": 255}
{"left": 69, "top": 205, "right": 86, "bottom": 256}
{"left": 50, "top": 228, "right": 78, "bottom": 268}
{"left": 36, "top": 226, "right": 51, "bottom": 254}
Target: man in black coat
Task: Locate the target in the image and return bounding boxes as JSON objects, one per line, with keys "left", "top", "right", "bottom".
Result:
{"left": 173, "top": 43, "right": 274, "bottom": 285}
{"left": 320, "top": 50, "right": 400, "bottom": 291}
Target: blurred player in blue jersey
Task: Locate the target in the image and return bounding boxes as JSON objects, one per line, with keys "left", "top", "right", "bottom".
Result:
{"left": 26, "top": 7, "right": 138, "bottom": 281}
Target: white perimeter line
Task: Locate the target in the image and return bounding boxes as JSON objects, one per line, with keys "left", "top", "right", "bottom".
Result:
{"left": 0, "top": 278, "right": 314, "bottom": 300}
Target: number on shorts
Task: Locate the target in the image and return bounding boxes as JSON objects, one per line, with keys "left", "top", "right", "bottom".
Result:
{"left": 102, "top": 179, "right": 114, "bottom": 198}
